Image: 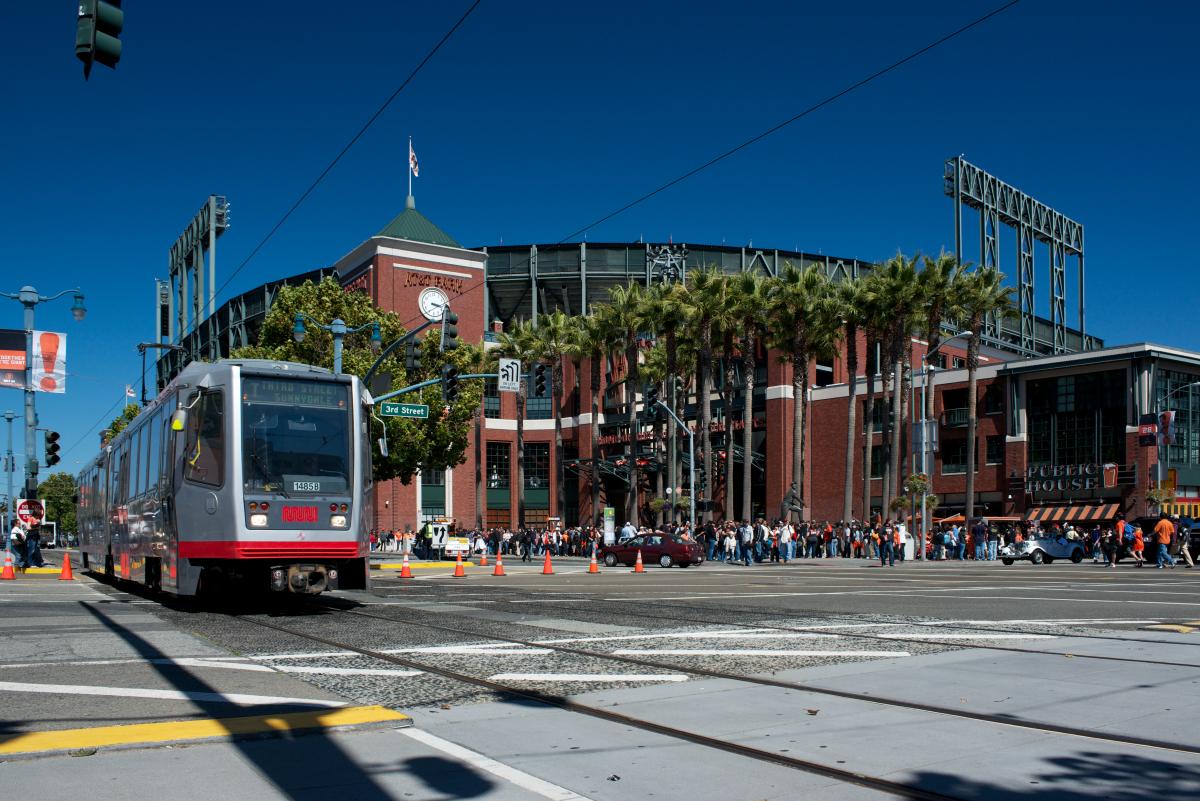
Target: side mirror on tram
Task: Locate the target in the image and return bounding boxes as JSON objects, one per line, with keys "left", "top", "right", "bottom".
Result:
{"left": 378, "top": 437, "right": 389, "bottom": 458}
{"left": 170, "top": 409, "right": 188, "bottom": 432}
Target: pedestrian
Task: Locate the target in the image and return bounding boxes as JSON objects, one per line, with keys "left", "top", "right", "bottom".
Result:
{"left": 1154, "top": 513, "right": 1176, "bottom": 569}
{"left": 971, "top": 518, "right": 987, "bottom": 561}
{"left": 1177, "top": 521, "right": 1195, "bottom": 568}
{"left": 879, "top": 523, "right": 895, "bottom": 567}
{"left": 987, "top": 524, "right": 999, "bottom": 561}
{"left": 9, "top": 519, "right": 28, "bottom": 568}
{"left": 740, "top": 520, "right": 753, "bottom": 566}
{"left": 22, "top": 520, "right": 47, "bottom": 568}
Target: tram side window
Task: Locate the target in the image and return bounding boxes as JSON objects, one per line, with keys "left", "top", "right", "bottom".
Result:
{"left": 184, "top": 391, "right": 225, "bottom": 487}
{"left": 145, "top": 410, "right": 162, "bottom": 493}
{"left": 130, "top": 429, "right": 144, "bottom": 498}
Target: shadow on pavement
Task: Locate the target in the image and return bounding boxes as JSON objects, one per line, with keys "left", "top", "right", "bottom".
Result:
{"left": 0, "top": 601, "right": 466, "bottom": 801}
{"left": 913, "top": 750, "right": 1200, "bottom": 800}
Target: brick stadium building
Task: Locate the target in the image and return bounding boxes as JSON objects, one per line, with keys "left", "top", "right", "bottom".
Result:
{"left": 159, "top": 198, "right": 1200, "bottom": 532}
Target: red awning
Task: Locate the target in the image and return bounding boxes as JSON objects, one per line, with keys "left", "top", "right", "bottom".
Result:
{"left": 1027, "top": 504, "right": 1120, "bottom": 523}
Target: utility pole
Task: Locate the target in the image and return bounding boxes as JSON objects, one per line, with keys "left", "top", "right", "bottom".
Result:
{"left": 0, "top": 286, "right": 86, "bottom": 499}
{"left": 4, "top": 410, "right": 14, "bottom": 532}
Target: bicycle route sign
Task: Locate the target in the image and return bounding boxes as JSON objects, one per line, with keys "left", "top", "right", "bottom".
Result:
{"left": 379, "top": 402, "right": 429, "bottom": 419}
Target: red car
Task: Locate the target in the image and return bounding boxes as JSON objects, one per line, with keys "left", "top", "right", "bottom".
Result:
{"left": 599, "top": 533, "right": 704, "bottom": 568}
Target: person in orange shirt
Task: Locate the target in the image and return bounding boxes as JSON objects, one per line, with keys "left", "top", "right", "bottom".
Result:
{"left": 1153, "top": 513, "right": 1177, "bottom": 569}
{"left": 1130, "top": 523, "right": 1145, "bottom": 567}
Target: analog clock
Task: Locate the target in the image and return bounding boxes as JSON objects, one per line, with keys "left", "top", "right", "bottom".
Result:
{"left": 418, "top": 287, "right": 448, "bottom": 321}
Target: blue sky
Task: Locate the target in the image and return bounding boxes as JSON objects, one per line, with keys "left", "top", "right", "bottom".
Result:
{"left": 2, "top": 0, "right": 1197, "bottom": 476}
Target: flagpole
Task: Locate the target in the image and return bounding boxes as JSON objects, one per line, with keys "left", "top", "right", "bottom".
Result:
{"left": 408, "top": 136, "right": 413, "bottom": 200}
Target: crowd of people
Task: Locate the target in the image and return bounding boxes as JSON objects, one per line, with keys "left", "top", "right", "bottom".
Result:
{"left": 369, "top": 511, "right": 1196, "bottom": 570}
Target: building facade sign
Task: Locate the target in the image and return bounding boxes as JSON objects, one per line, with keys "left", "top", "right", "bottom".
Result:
{"left": 1025, "top": 463, "right": 1121, "bottom": 494}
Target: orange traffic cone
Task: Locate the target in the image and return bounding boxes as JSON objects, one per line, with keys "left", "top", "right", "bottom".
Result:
{"left": 492, "top": 553, "right": 506, "bottom": 576}
{"left": 1, "top": 550, "right": 15, "bottom": 580}
{"left": 59, "top": 554, "right": 74, "bottom": 581}
{"left": 400, "top": 552, "right": 413, "bottom": 579}
{"left": 452, "top": 551, "right": 466, "bottom": 578}
{"left": 542, "top": 550, "right": 554, "bottom": 575}
{"left": 479, "top": 551, "right": 488, "bottom": 567}
{"left": 632, "top": 549, "right": 645, "bottom": 573}
{"left": 588, "top": 548, "right": 601, "bottom": 574}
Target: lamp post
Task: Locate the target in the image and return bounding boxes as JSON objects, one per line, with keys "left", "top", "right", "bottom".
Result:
{"left": 136, "top": 342, "right": 185, "bottom": 404}
{"left": 917, "top": 330, "right": 971, "bottom": 554}
{"left": 4, "top": 410, "right": 15, "bottom": 532}
{"left": 654, "top": 399, "right": 695, "bottom": 531}
{"left": 0, "top": 286, "right": 86, "bottom": 498}
{"left": 292, "top": 314, "right": 381, "bottom": 374}
{"left": 1154, "top": 380, "right": 1200, "bottom": 511}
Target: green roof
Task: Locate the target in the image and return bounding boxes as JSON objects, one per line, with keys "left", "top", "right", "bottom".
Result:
{"left": 377, "top": 197, "right": 461, "bottom": 248}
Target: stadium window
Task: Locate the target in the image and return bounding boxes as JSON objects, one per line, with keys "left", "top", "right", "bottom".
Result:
{"left": 815, "top": 358, "right": 835, "bottom": 387}
{"left": 525, "top": 443, "right": 550, "bottom": 490}
{"left": 986, "top": 435, "right": 1004, "bottom": 465}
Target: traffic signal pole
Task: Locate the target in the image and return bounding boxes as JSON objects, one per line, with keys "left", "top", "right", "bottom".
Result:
{"left": 4, "top": 411, "right": 14, "bottom": 532}
{"left": 656, "top": 400, "right": 695, "bottom": 531}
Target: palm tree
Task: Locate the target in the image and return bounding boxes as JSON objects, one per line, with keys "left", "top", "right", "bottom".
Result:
{"left": 529, "top": 310, "right": 574, "bottom": 525}
{"left": 866, "top": 254, "right": 921, "bottom": 518}
{"left": 834, "top": 276, "right": 865, "bottom": 523}
{"left": 641, "top": 281, "right": 691, "bottom": 520}
{"left": 732, "top": 271, "right": 769, "bottom": 523}
{"left": 859, "top": 274, "right": 888, "bottom": 523}
{"left": 641, "top": 343, "right": 669, "bottom": 525}
{"left": 710, "top": 281, "right": 744, "bottom": 521}
{"left": 567, "top": 313, "right": 619, "bottom": 526}
{"left": 683, "top": 267, "right": 729, "bottom": 523}
{"left": 917, "top": 251, "right": 965, "bottom": 427}
{"left": 493, "top": 319, "right": 538, "bottom": 529}
{"left": 601, "top": 282, "right": 648, "bottom": 526}
{"left": 767, "top": 264, "right": 832, "bottom": 521}
{"left": 958, "top": 267, "right": 1013, "bottom": 523}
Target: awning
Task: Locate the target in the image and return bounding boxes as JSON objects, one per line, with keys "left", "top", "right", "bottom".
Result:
{"left": 934, "top": 514, "right": 1023, "bottom": 524}
{"left": 1028, "top": 504, "right": 1120, "bottom": 523}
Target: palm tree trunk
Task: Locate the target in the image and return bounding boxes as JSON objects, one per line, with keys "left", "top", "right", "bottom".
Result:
{"left": 889, "top": 345, "right": 903, "bottom": 520}
{"left": 741, "top": 338, "right": 755, "bottom": 523}
{"left": 800, "top": 367, "right": 811, "bottom": 516}
{"left": 964, "top": 330, "right": 981, "bottom": 524}
{"left": 842, "top": 323, "right": 858, "bottom": 523}
{"left": 516, "top": 387, "right": 526, "bottom": 529}
{"left": 699, "top": 325, "right": 713, "bottom": 523}
{"left": 862, "top": 339, "right": 877, "bottom": 522}
{"left": 590, "top": 354, "right": 601, "bottom": 526}
{"left": 666, "top": 333, "right": 678, "bottom": 524}
{"left": 553, "top": 362, "right": 564, "bottom": 525}
{"left": 901, "top": 349, "right": 916, "bottom": 555}
{"left": 474, "top": 408, "right": 483, "bottom": 529}
{"left": 626, "top": 344, "right": 639, "bottom": 526}
{"left": 723, "top": 338, "right": 736, "bottom": 521}
{"left": 655, "top": 413, "right": 665, "bottom": 527}
{"left": 881, "top": 355, "right": 894, "bottom": 519}
{"left": 791, "top": 345, "right": 805, "bottom": 524}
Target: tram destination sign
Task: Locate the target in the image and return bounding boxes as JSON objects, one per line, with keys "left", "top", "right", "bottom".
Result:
{"left": 379, "top": 402, "right": 429, "bottom": 419}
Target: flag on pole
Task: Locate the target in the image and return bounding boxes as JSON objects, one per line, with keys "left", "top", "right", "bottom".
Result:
{"left": 409, "top": 140, "right": 419, "bottom": 178}
{"left": 125, "top": 385, "right": 135, "bottom": 399}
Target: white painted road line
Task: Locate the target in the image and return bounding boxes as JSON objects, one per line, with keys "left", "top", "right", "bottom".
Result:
{"left": 277, "top": 666, "right": 422, "bottom": 677}
{"left": 612, "top": 649, "right": 911, "bottom": 657}
{"left": 398, "top": 728, "right": 594, "bottom": 801}
{"left": 489, "top": 673, "right": 690, "bottom": 682}
{"left": 0, "top": 680, "right": 346, "bottom": 707}
{"left": 535, "top": 630, "right": 837, "bottom": 644}
{"left": 871, "top": 633, "right": 1056, "bottom": 640}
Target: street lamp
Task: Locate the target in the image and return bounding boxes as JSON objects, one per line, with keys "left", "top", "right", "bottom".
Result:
{"left": 917, "top": 330, "right": 972, "bottom": 554}
{"left": 292, "top": 314, "right": 382, "bottom": 374}
{"left": 0, "top": 285, "right": 86, "bottom": 498}
{"left": 1154, "top": 380, "right": 1200, "bottom": 511}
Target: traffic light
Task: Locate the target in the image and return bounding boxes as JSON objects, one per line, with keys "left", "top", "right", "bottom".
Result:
{"left": 441, "top": 363, "right": 460, "bottom": 404}
{"left": 76, "top": 0, "right": 124, "bottom": 80}
{"left": 440, "top": 309, "right": 459, "bottom": 352}
{"left": 404, "top": 339, "right": 419, "bottom": 373}
{"left": 534, "top": 364, "right": 546, "bottom": 397}
{"left": 45, "top": 431, "right": 61, "bottom": 467}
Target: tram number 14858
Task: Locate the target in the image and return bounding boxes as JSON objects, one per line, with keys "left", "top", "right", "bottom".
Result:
{"left": 293, "top": 481, "right": 321, "bottom": 492}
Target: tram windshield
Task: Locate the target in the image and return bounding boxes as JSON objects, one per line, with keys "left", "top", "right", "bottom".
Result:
{"left": 241, "top": 377, "right": 351, "bottom": 495}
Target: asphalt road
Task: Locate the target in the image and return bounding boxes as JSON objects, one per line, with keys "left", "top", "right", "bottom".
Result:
{"left": 4, "top": 556, "right": 1199, "bottom": 800}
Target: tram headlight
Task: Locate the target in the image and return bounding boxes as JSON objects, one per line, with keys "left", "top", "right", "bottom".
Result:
{"left": 249, "top": 513, "right": 269, "bottom": 527}
{"left": 330, "top": 514, "right": 348, "bottom": 528}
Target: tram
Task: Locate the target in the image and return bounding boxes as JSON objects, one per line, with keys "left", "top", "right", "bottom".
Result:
{"left": 76, "top": 359, "right": 373, "bottom": 596}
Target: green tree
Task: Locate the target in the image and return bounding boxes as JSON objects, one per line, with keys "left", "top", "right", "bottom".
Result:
{"left": 37, "top": 472, "right": 77, "bottom": 534}
{"left": 231, "top": 277, "right": 482, "bottom": 483}
{"left": 599, "top": 283, "right": 649, "bottom": 526}
{"left": 529, "top": 310, "right": 574, "bottom": 524}
{"left": 683, "top": 268, "right": 729, "bottom": 523}
{"left": 104, "top": 403, "right": 141, "bottom": 444}
{"left": 492, "top": 319, "right": 538, "bottom": 528}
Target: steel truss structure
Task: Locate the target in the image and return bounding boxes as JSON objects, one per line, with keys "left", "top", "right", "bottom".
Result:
{"left": 945, "top": 156, "right": 1094, "bottom": 356}
{"left": 166, "top": 195, "right": 230, "bottom": 349}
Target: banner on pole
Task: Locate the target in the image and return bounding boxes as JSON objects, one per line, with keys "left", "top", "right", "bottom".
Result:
{"left": 0, "top": 329, "right": 24, "bottom": 390}
{"left": 32, "top": 330, "right": 67, "bottom": 394}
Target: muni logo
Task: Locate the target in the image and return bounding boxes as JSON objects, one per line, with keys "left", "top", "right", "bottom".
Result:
{"left": 282, "top": 505, "right": 318, "bottom": 523}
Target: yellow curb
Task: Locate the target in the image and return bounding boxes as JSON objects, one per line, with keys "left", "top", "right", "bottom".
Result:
{"left": 0, "top": 705, "right": 410, "bottom": 756}
{"left": 374, "top": 561, "right": 466, "bottom": 570}
{"left": 1139, "top": 624, "right": 1197, "bottom": 634}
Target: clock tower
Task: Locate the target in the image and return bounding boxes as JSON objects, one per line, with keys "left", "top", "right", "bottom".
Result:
{"left": 331, "top": 194, "right": 487, "bottom": 533}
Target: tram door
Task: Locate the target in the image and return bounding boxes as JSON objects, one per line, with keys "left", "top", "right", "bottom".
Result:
{"left": 161, "top": 409, "right": 182, "bottom": 593}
